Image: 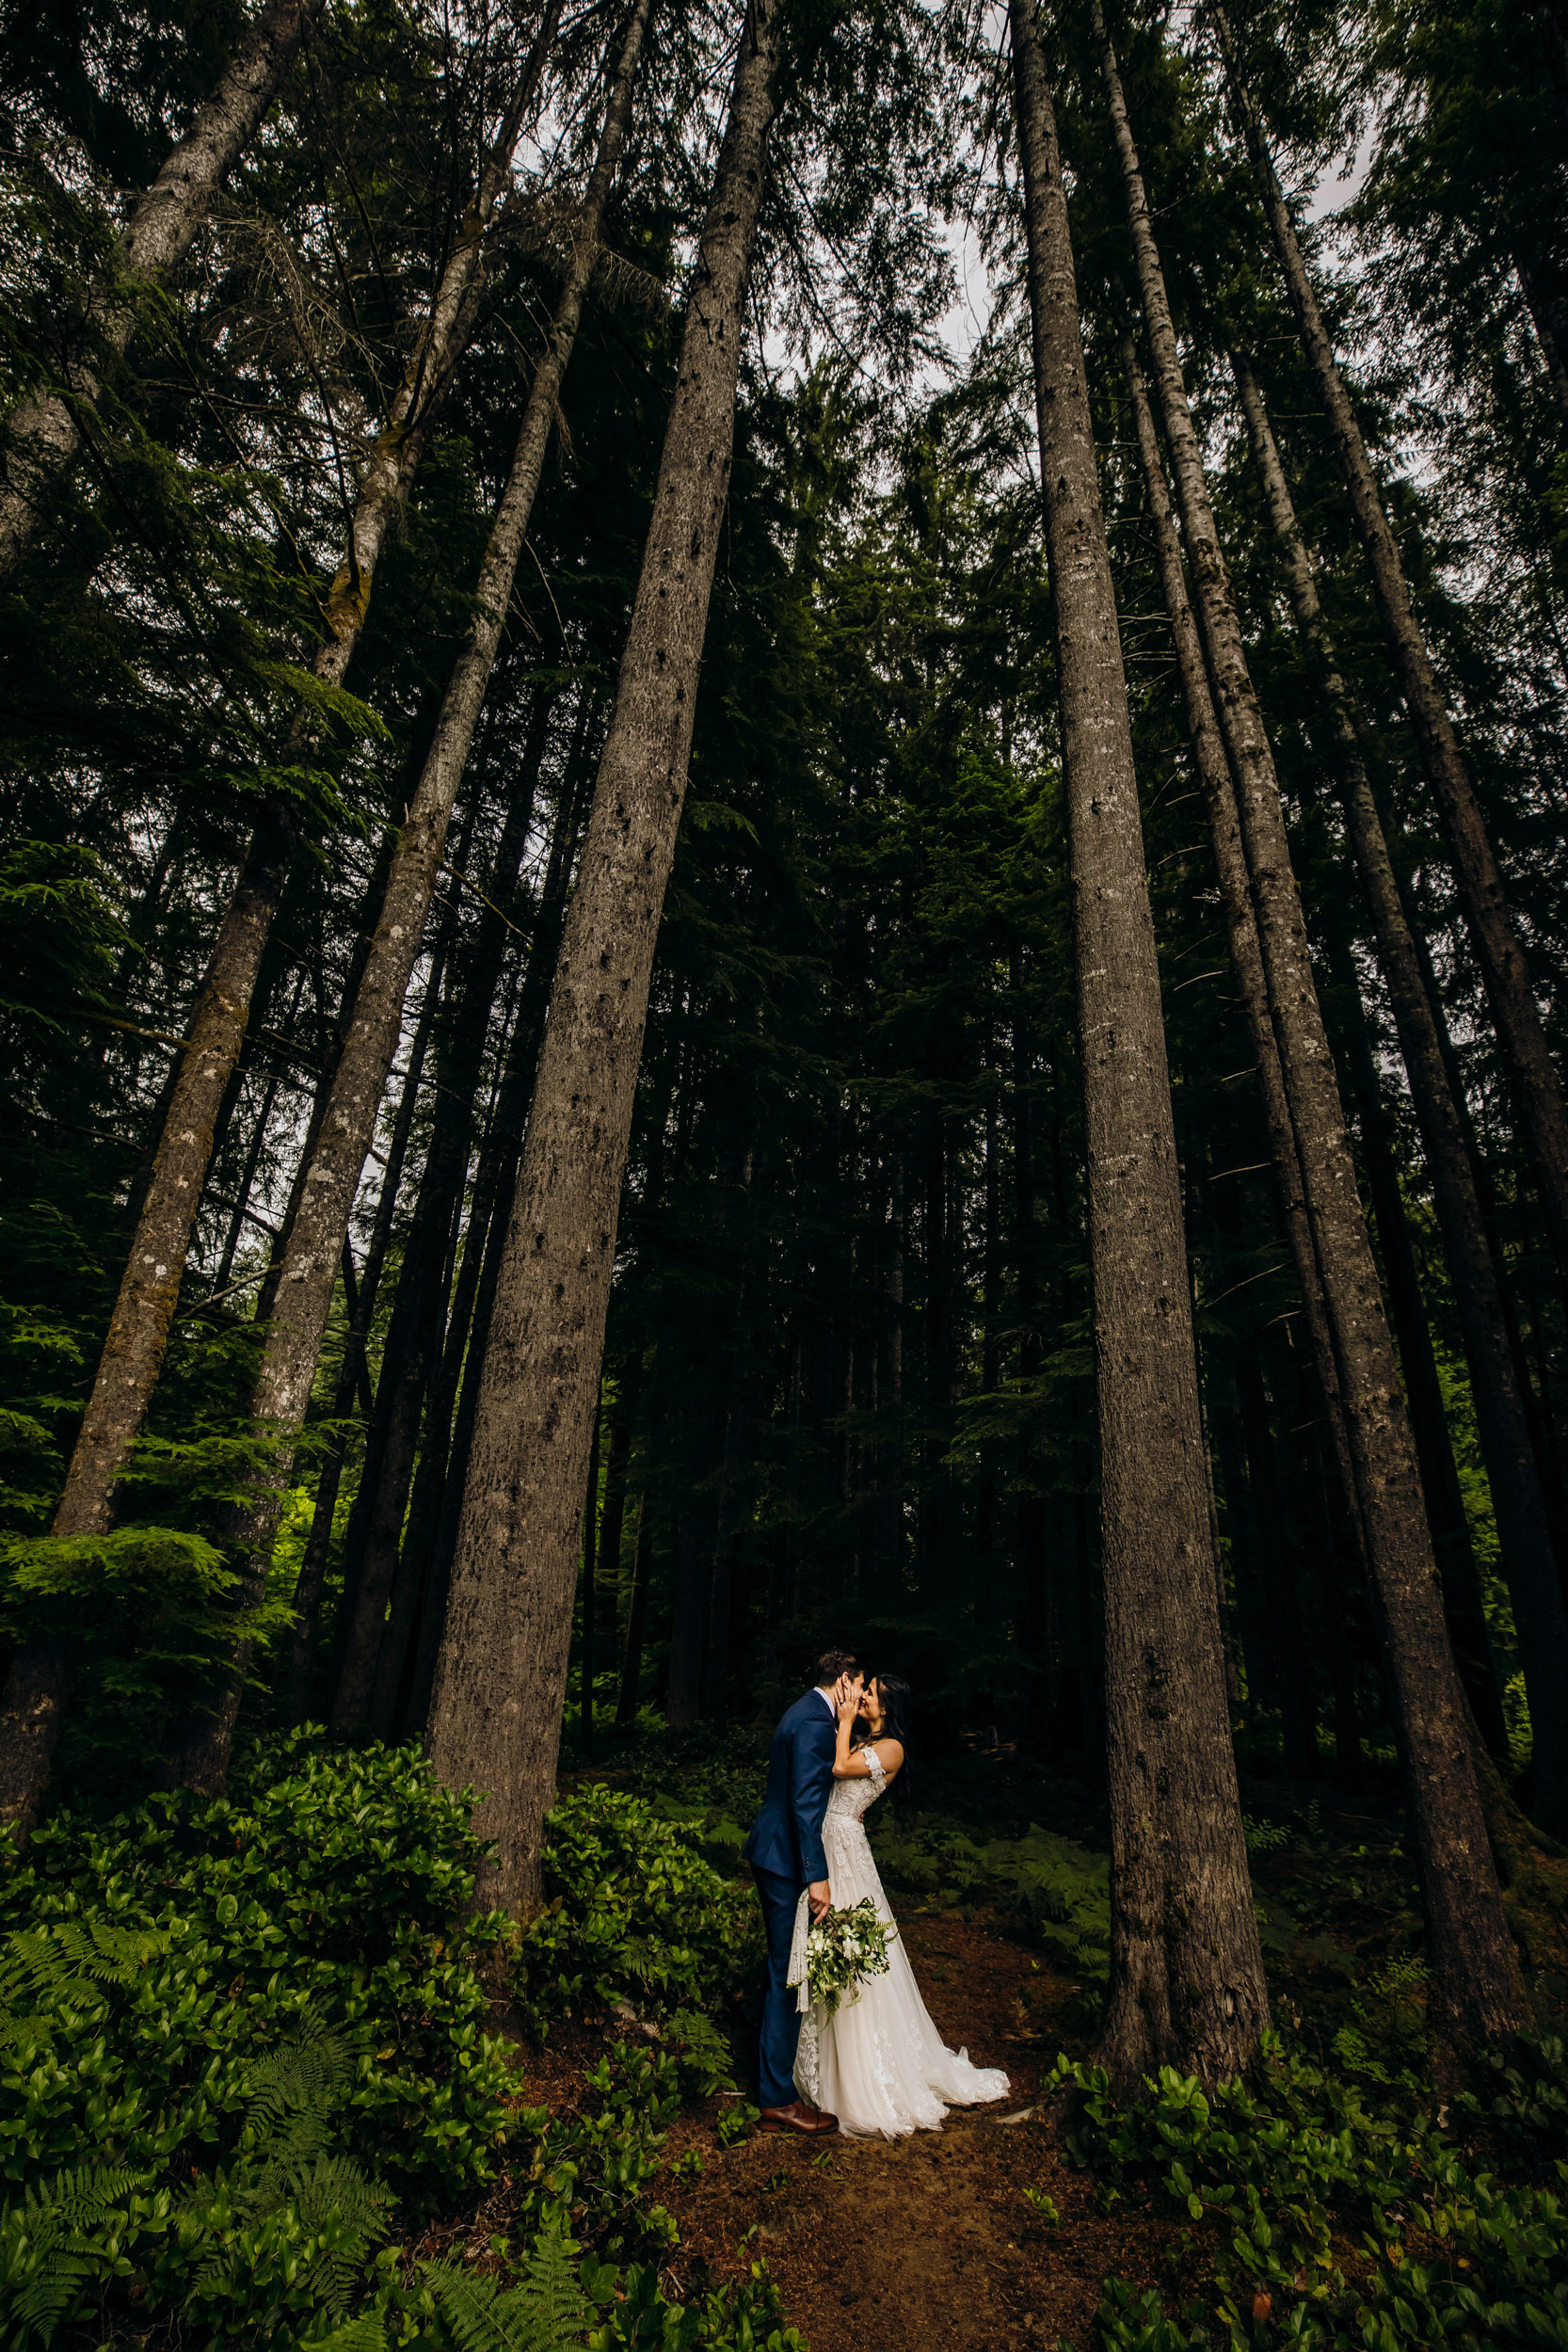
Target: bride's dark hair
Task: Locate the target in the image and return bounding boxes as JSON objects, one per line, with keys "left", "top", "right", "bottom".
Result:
{"left": 858, "top": 1671, "right": 915, "bottom": 1809}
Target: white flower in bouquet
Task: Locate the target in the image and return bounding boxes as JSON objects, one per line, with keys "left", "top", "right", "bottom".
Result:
{"left": 790, "top": 1896, "right": 896, "bottom": 2018}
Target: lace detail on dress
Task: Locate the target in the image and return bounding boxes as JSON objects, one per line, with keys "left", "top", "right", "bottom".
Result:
{"left": 863, "top": 1745, "right": 887, "bottom": 1796}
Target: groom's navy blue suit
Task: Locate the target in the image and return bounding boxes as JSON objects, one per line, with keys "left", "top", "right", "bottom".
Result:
{"left": 743, "top": 1687, "right": 836, "bottom": 2109}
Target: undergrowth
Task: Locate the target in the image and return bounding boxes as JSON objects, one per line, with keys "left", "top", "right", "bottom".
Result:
{"left": 0, "top": 1736, "right": 803, "bottom": 2350}
{"left": 1052, "top": 2032, "right": 1568, "bottom": 2352}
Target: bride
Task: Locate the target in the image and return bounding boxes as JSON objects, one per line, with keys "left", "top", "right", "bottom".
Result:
{"left": 788, "top": 1670, "right": 1009, "bottom": 2136}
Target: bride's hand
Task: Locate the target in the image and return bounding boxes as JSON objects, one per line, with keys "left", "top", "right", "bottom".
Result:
{"left": 837, "top": 1672, "right": 865, "bottom": 1721}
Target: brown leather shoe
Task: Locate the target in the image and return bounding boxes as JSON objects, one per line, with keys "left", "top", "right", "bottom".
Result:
{"left": 759, "top": 2099, "right": 839, "bottom": 2136}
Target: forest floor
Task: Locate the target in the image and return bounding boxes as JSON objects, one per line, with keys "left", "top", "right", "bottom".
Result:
{"left": 658, "top": 1912, "right": 1173, "bottom": 2352}
{"left": 509, "top": 1907, "right": 1172, "bottom": 2352}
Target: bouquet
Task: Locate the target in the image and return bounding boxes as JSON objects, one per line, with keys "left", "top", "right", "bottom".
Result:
{"left": 790, "top": 1896, "right": 897, "bottom": 2018}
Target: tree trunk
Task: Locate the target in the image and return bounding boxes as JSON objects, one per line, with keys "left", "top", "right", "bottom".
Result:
{"left": 580, "top": 1395, "right": 603, "bottom": 1752}
{"left": 280, "top": 952, "right": 438, "bottom": 1720}
{"left": 1121, "top": 332, "right": 1367, "bottom": 1564}
{"left": 1333, "top": 960, "right": 1509, "bottom": 1755}
{"left": 597, "top": 1352, "right": 644, "bottom": 1664}
{"left": 425, "top": 0, "right": 781, "bottom": 1919}
{"left": 328, "top": 1181, "right": 456, "bottom": 1736}
{"left": 1208, "top": 0, "right": 1568, "bottom": 1288}
{"left": 0, "top": 0, "right": 327, "bottom": 580}
{"left": 616, "top": 1496, "right": 653, "bottom": 1731}
{"left": 162, "top": 1, "right": 652, "bottom": 1795}
{"left": 1009, "top": 0, "right": 1268, "bottom": 2088}
{"left": 332, "top": 696, "right": 561, "bottom": 1736}
{"left": 420, "top": 697, "right": 601, "bottom": 1602}
{"left": 1232, "top": 348, "right": 1568, "bottom": 1832}
{"left": 666, "top": 1503, "right": 710, "bottom": 1735}
{"left": 874, "top": 1170, "right": 905, "bottom": 1592}
{"left": 1099, "top": 0, "right": 1528, "bottom": 2043}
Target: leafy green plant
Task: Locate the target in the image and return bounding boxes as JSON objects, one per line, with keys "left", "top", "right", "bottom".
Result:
{"left": 0, "top": 1735, "right": 520, "bottom": 2344}
{"left": 715, "top": 2103, "right": 760, "bottom": 2149}
{"left": 1460, "top": 2031, "right": 1568, "bottom": 2160}
{"left": 872, "top": 1814, "right": 1111, "bottom": 1979}
{"left": 1052, "top": 2036, "right": 1568, "bottom": 2352}
{"left": 516, "top": 1785, "right": 760, "bottom": 2034}
{"left": 0, "top": 1740, "right": 816, "bottom": 2349}
{"left": 665, "top": 2006, "right": 738, "bottom": 2098}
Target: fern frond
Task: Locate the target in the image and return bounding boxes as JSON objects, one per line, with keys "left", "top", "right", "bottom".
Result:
{"left": 0, "top": 2166, "right": 144, "bottom": 2346}
{"left": 243, "top": 2010, "right": 354, "bottom": 2131}
{"left": 423, "top": 2225, "right": 590, "bottom": 2350}
{"left": 510, "top": 2226, "right": 591, "bottom": 2345}
{"left": 0, "top": 1918, "right": 168, "bottom": 2037}
{"left": 302, "top": 2314, "right": 389, "bottom": 2352}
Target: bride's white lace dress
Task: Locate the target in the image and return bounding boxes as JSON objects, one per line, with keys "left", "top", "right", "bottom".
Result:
{"left": 787, "top": 1749, "right": 1009, "bottom": 2136}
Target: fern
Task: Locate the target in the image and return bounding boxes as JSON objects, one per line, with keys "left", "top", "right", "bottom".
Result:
{"left": 243, "top": 2009, "right": 356, "bottom": 2134}
{"left": 0, "top": 2165, "right": 144, "bottom": 2347}
{"left": 303, "top": 2315, "right": 390, "bottom": 2352}
{"left": 187, "top": 2151, "right": 389, "bottom": 2319}
{"left": 424, "top": 2225, "right": 590, "bottom": 2350}
{"left": 0, "top": 1918, "right": 169, "bottom": 2045}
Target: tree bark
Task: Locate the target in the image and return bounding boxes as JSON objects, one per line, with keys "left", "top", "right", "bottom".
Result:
{"left": 1208, "top": 0, "right": 1568, "bottom": 1288}
{"left": 596, "top": 1352, "right": 644, "bottom": 1667}
{"left": 162, "top": 1, "right": 652, "bottom": 1795}
{"left": 0, "top": 0, "right": 327, "bottom": 580}
{"left": 1120, "top": 331, "right": 1367, "bottom": 1565}
{"left": 1098, "top": 0, "right": 1528, "bottom": 2043}
{"left": 616, "top": 1496, "right": 653, "bottom": 1731}
{"left": 425, "top": 0, "right": 782, "bottom": 1918}
{"left": 1232, "top": 350, "right": 1568, "bottom": 1827}
{"left": 1009, "top": 0, "right": 1268, "bottom": 2088}
{"left": 332, "top": 696, "right": 560, "bottom": 1736}
{"left": 580, "top": 1395, "right": 603, "bottom": 1752}
{"left": 411, "top": 702, "right": 600, "bottom": 1635}
{"left": 1332, "top": 955, "right": 1509, "bottom": 1756}
{"left": 1233, "top": 1355, "right": 1315, "bottom": 1775}
{"left": 279, "top": 947, "right": 439, "bottom": 1721}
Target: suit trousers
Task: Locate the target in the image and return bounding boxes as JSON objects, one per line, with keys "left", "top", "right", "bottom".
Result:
{"left": 753, "top": 1864, "right": 804, "bottom": 2108}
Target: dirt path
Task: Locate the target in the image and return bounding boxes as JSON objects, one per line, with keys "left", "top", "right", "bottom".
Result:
{"left": 651, "top": 1914, "right": 1179, "bottom": 2351}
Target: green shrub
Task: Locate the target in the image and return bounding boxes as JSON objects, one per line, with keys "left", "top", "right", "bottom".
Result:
{"left": 0, "top": 1735, "right": 520, "bottom": 2344}
{"left": 872, "top": 1814, "right": 1111, "bottom": 1977}
{"left": 0, "top": 1730, "right": 518, "bottom": 2206}
{"left": 0, "top": 1742, "right": 803, "bottom": 2349}
{"left": 1053, "top": 2036, "right": 1568, "bottom": 2352}
{"left": 516, "top": 1785, "right": 760, "bottom": 2033}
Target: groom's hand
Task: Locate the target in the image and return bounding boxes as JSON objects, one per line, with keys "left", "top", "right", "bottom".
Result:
{"left": 808, "top": 1879, "right": 831, "bottom": 1922}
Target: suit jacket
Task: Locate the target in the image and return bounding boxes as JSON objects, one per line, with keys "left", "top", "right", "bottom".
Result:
{"left": 743, "top": 1688, "right": 837, "bottom": 1886}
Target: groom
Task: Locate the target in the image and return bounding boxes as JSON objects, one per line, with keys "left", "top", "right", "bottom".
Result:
{"left": 743, "top": 1648, "right": 859, "bottom": 2136}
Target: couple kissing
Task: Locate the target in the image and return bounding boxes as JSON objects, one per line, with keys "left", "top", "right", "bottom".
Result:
{"left": 742, "top": 1649, "right": 1009, "bottom": 2138}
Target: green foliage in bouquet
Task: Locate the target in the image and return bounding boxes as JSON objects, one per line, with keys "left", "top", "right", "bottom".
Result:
{"left": 791, "top": 1896, "right": 895, "bottom": 2019}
